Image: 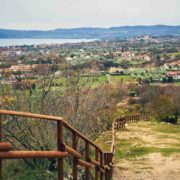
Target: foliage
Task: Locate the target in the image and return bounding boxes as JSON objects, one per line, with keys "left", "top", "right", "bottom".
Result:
{"left": 129, "top": 90, "right": 136, "bottom": 97}
{"left": 136, "top": 85, "right": 180, "bottom": 124}
{"left": 0, "top": 67, "right": 122, "bottom": 179}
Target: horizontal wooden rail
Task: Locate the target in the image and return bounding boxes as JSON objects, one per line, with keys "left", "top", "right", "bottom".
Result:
{"left": 0, "top": 110, "right": 101, "bottom": 152}
{"left": 89, "top": 159, "right": 100, "bottom": 167}
{"left": 99, "top": 167, "right": 105, "bottom": 173}
{"left": 0, "top": 110, "right": 63, "bottom": 122}
{"left": 0, "top": 143, "right": 12, "bottom": 152}
{"left": 78, "top": 159, "right": 93, "bottom": 168}
{"left": 65, "top": 145, "right": 81, "bottom": 159}
{"left": 0, "top": 151, "right": 68, "bottom": 159}
{"left": 63, "top": 122, "right": 101, "bottom": 151}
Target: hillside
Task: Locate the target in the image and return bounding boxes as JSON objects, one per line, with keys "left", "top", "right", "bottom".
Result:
{"left": 0, "top": 25, "right": 180, "bottom": 39}
{"left": 96, "top": 121, "right": 180, "bottom": 180}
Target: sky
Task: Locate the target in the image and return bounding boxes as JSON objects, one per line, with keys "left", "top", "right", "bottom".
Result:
{"left": 0, "top": 0, "right": 180, "bottom": 30}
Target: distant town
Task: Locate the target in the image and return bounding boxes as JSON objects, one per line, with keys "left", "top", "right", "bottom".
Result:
{"left": 0, "top": 35, "right": 180, "bottom": 89}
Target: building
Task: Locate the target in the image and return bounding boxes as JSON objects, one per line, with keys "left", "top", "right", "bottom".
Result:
{"left": 166, "top": 71, "right": 180, "bottom": 80}
{"left": 109, "top": 67, "right": 124, "bottom": 75}
{"left": 10, "top": 65, "right": 32, "bottom": 72}
{"left": 164, "top": 61, "right": 180, "bottom": 70}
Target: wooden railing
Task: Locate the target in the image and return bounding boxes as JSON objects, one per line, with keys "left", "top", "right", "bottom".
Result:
{"left": 0, "top": 110, "right": 114, "bottom": 180}
{"left": 0, "top": 110, "right": 153, "bottom": 180}
{"left": 115, "top": 113, "right": 153, "bottom": 130}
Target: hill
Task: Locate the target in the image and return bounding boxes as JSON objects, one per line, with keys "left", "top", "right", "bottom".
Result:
{"left": 0, "top": 25, "right": 180, "bottom": 39}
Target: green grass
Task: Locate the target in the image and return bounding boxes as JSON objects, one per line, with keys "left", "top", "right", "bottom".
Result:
{"left": 53, "top": 75, "right": 108, "bottom": 88}
{"left": 153, "top": 124, "right": 180, "bottom": 134}
{"left": 158, "top": 134, "right": 180, "bottom": 141}
{"left": 166, "top": 52, "right": 180, "bottom": 56}
{"left": 95, "top": 120, "right": 180, "bottom": 163}
{"left": 174, "top": 82, "right": 180, "bottom": 86}
{"left": 3, "top": 160, "right": 57, "bottom": 180}
{"left": 116, "top": 146, "right": 180, "bottom": 159}
{"left": 52, "top": 74, "right": 134, "bottom": 89}
{"left": 114, "top": 122, "right": 180, "bottom": 160}
{"left": 90, "top": 75, "right": 108, "bottom": 87}
{"left": 111, "top": 75, "right": 134, "bottom": 83}
{"left": 94, "top": 131, "right": 112, "bottom": 151}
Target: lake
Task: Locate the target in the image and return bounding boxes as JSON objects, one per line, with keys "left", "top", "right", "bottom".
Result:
{"left": 0, "top": 38, "right": 96, "bottom": 47}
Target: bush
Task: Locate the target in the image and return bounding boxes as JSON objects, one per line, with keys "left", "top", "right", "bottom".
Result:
{"left": 129, "top": 90, "right": 136, "bottom": 97}
{"left": 163, "top": 116, "right": 178, "bottom": 124}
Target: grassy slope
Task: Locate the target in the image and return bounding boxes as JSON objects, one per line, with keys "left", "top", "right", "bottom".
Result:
{"left": 95, "top": 121, "right": 180, "bottom": 179}
{"left": 115, "top": 122, "right": 180, "bottom": 159}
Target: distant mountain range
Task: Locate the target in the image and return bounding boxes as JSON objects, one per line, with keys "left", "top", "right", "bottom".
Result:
{"left": 0, "top": 25, "right": 180, "bottom": 39}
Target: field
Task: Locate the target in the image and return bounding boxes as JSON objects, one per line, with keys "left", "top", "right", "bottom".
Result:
{"left": 52, "top": 74, "right": 135, "bottom": 88}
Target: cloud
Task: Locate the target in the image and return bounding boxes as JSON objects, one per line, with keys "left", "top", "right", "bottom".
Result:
{"left": 0, "top": 0, "right": 179, "bottom": 29}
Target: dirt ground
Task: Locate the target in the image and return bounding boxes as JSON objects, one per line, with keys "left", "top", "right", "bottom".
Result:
{"left": 113, "top": 122, "right": 180, "bottom": 180}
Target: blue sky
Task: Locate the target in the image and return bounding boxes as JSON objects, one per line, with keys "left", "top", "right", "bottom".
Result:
{"left": 0, "top": 0, "right": 180, "bottom": 30}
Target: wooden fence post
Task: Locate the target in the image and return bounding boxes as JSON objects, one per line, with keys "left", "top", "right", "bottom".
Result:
{"left": 95, "top": 148, "right": 99, "bottom": 180}
{"left": 107, "top": 154, "right": 110, "bottom": 179}
{"left": 72, "top": 131, "right": 78, "bottom": 180}
{"left": 110, "top": 153, "right": 113, "bottom": 178}
{"left": 57, "top": 120, "right": 64, "bottom": 180}
{"left": 100, "top": 151, "right": 104, "bottom": 180}
{"left": 85, "top": 141, "right": 90, "bottom": 180}
{"left": 104, "top": 153, "right": 108, "bottom": 180}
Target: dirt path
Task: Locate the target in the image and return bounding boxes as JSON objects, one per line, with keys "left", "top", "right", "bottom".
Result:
{"left": 113, "top": 122, "right": 180, "bottom": 180}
